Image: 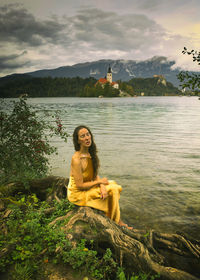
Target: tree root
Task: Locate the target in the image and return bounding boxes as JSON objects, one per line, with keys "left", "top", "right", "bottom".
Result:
{"left": 61, "top": 206, "right": 200, "bottom": 280}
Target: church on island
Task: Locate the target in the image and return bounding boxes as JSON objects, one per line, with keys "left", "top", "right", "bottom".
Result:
{"left": 96, "top": 66, "right": 119, "bottom": 89}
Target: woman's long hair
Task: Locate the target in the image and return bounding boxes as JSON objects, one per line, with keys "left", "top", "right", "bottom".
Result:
{"left": 73, "top": 125, "right": 99, "bottom": 179}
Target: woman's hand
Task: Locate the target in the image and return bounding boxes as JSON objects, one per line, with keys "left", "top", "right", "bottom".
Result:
{"left": 100, "top": 184, "right": 108, "bottom": 200}
{"left": 100, "top": 177, "right": 109, "bottom": 185}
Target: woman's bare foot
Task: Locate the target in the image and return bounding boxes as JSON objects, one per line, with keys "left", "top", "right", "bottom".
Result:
{"left": 119, "top": 220, "right": 133, "bottom": 230}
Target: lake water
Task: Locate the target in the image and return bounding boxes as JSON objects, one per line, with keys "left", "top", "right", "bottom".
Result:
{"left": 2, "top": 97, "right": 200, "bottom": 238}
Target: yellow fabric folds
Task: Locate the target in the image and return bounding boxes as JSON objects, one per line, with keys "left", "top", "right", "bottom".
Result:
{"left": 67, "top": 158, "right": 122, "bottom": 223}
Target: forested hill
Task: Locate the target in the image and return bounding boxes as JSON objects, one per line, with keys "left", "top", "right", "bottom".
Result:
{"left": 0, "top": 75, "right": 97, "bottom": 98}
{"left": 128, "top": 77, "right": 181, "bottom": 96}
{"left": 0, "top": 74, "right": 181, "bottom": 98}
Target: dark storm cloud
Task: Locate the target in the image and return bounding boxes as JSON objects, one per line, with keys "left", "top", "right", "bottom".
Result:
{"left": 0, "top": 51, "right": 29, "bottom": 70}
{"left": 0, "top": 4, "right": 66, "bottom": 46}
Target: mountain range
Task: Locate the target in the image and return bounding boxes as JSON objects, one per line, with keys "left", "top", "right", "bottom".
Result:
{"left": 1, "top": 56, "right": 198, "bottom": 88}
{"left": 27, "top": 56, "right": 182, "bottom": 86}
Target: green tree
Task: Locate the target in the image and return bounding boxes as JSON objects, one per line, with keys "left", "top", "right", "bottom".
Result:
{"left": 128, "top": 77, "right": 180, "bottom": 96}
{"left": 102, "top": 82, "right": 119, "bottom": 97}
{"left": 0, "top": 76, "right": 97, "bottom": 98}
{"left": 118, "top": 81, "right": 134, "bottom": 96}
{"left": 95, "top": 83, "right": 104, "bottom": 97}
{"left": 177, "top": 48, "right": 200, "bottom": 92}
{"left": 0, "top": 98, "right": 69, "bottom": 185}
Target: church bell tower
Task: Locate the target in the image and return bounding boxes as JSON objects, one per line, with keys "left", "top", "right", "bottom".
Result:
{"left": 107, "top": 65, "right": 112, "bottom": 83}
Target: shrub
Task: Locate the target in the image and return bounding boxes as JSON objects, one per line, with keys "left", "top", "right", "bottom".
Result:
{"left": 0, "top": 98, "right": 69, "bottom": 185}
{"left": 0, "top": 197, "right": 73, "bottom": 278}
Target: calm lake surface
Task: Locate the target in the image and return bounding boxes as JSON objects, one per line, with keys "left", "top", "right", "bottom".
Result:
{"left": 2, "top": 97, "right": 200, "bottom": 238}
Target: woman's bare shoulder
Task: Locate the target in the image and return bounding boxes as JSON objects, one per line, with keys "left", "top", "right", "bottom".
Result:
{"left": 71, "top": 152, "right": 81, "bottom": 164}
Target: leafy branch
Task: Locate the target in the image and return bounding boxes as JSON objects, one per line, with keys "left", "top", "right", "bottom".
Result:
{"left": 182, "top": 47, "right": 200, "bottom": 65}
{"left": 177, "top": 47, "right": 200, "bottom": 92}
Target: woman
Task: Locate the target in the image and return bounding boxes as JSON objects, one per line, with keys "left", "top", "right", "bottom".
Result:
{"left": 67, "top": 125, "right": 132, "bottom": 229}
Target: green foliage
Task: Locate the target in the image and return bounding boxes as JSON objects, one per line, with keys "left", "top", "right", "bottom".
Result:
{"left": 118, "top": 81, "right": 134, "bottom": 96}
{"left": 13, "top": 260, "right": 37, "bottom": 280}
{"left": 80, "top": 81, "right": 120, "bottom": 97}
{"left": 0, "top": 197, "right": 73, "bottom": 277}
{"left": 117, "top": 268, "right": 160, "bottom": 280}
{"left": 182, "top": 48, "right": 200, "bottom": 65}
{"left": 0, "top": 193, "right": 39, "bottom": 208}
{"left": 0, "top": 98, "right": 69, "bottom": 185}
{"left": 0, "top": 74, "right": 120, "bottom": 98}
{"left": 178, "top": 71, "right": 200, "bottom": 91}
{"left": 128, "top": 77, "right": 180, "bottom": 96}
{"left": 47, "top": 198, "right": 75, "bottom": 223}
{"left": 0, "top": 75, "right": 97, "bottom": 98}
{"left": 0, "top": 196, "right": 117, "bottom": 280}
{"left": 102, "top": 82, "right": 120, "bottom": 97}
{"left": 177, "top": 47, "right": 200, "bottom": 92}
{"left": 60, "top": 240, "right": 117, "bottom": 279}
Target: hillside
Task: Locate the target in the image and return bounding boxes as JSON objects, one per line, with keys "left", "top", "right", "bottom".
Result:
{"left": 128, "top": 76, "right": 181, "bottom": 96}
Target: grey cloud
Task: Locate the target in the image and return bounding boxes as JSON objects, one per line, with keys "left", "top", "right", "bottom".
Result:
{"left": 0, "top": 51, "right": 29, "bottom": 70}
{"left": 0, "top": 4, "right": 66, "bottom": 46}
{"left": 0, "top": 5, "right": 174, "bottom": 76}
{"left": 0, "top": 4, "right": 168, "bottom": 52}
{"left": 135, "top": 0, "right": 196, "bottom": 13}
{"left": 66, "top": 8, "right": 166, "bottom": 51}
{"left": 136, "top": 0, "right": 163, "bottom": 10}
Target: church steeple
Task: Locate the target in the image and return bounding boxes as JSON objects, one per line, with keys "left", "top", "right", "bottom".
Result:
{"left": 108, "top": 65, "right": 112, "bottom": 73}
{"left": 97, "top": 64, "right": 119, "bottom": 90}
{"left": 107, "top": 65, "right": 112, "bottom": 83}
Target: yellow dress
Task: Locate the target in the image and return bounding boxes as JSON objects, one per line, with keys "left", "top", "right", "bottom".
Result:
{"left": 67, "top": 158, "right": 122, "bottom": 223}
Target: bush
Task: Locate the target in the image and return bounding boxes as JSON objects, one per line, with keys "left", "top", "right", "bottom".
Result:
{"left": 0, "top": 197, "right": 117, "bottom": 279}
{"left": 0, "top": 197, "right": 73, "bottom": 278}
{"left": 0, "top": 98, "right": 69, "bottom": 185}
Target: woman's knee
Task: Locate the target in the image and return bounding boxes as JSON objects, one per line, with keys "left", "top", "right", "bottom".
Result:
{"left": 108, "top": 188, "right": 119, "bottom": 196}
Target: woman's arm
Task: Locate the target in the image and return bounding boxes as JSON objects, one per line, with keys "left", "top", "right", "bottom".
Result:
{"left": 71, "top": 157, "right": 108, "bottom": 190}
{"left": 96, "top": 175, "right": 108, "bottom": 199}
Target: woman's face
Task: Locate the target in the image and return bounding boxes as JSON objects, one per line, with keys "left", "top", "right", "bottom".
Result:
{"left": 78, "top": 128, "right": 92, "bottom": 148}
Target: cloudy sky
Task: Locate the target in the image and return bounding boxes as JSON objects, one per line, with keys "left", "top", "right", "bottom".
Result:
{"left": 0, "top": 0, "right": 199, "bottom": 77}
